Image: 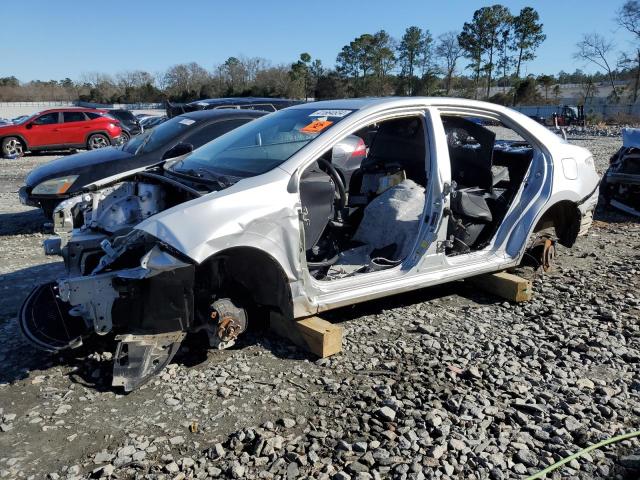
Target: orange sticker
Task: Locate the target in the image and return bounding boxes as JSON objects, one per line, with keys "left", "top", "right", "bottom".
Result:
{"left": 300, "top": 119, "right": 333, "bottom": 133}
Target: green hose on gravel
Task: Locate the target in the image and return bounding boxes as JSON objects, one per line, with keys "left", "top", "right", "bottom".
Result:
{"left": 525, "top": 430, "right": 640, "bottom": 479}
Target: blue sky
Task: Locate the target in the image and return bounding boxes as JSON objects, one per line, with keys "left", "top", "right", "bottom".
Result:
{"left": 1, "top": 0, "right": 636, "bottom": 82}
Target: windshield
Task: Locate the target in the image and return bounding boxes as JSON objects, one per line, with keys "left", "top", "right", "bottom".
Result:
{"left": 12, "top": 115, "right": 30, "bottom": 124}
{"left": 123, "top": 116, "right": 198, "bottom": 154}
{"left": 169, "top": 107, "right": 354, "bottom": 177}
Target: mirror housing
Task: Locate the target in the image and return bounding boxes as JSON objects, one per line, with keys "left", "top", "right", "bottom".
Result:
{"left": 163, "top": 142, "right": 193, "bottom": 160}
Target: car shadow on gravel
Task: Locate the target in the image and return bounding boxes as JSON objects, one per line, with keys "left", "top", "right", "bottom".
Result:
{"left": 0, "top": 263, "right": 65, "bottom": 325}
{"left": 0, "top": 208, "right": 48, "bottom": 236}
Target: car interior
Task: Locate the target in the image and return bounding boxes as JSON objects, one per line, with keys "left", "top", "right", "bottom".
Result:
{"left": 441, "top": 115, "right": 535, "bottom": 255}
{"left": 299, "top": 114, "right": 537, "bottom": 280}
{"left": 299, "top": 115, "right": 429, "bottom": 281}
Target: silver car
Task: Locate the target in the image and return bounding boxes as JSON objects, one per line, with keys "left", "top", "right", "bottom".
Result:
{"left": 20, "top": 98, "right": 600, "bottom": 390}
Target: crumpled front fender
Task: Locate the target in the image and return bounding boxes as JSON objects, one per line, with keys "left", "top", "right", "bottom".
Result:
{"left": 135, "top": 168, "right": 302, "bottom": 281}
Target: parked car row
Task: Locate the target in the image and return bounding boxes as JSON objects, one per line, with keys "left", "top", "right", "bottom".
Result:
{"left": 20, "top": 109, "right": 266, "bottom": 216}
{"left": 0, "top": 108, "right": 124, "bottom": 158}
{"left": 1, "top": 99, "right": 303, "bottom": 159}
{"left": 0, "top": 107, "right": 170, "bottom": 159}
{"left": 165, "top": 97, "right": 301, "bottom": 118}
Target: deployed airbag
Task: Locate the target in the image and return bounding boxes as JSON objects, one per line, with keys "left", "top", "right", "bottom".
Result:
{"left": 353, "top": 179, "right": 425, "bottom": 260}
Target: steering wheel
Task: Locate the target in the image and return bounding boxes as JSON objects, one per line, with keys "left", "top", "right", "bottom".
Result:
{"left": 317, "top": 158, "right": 347, "bottom": 210}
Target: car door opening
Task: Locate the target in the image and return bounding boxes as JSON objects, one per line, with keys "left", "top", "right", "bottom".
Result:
{"left": 300, "top": 116, "right": 429, "bottom": 281}
{"left": 441, "top": 115, "right": 536, "bottom": 255}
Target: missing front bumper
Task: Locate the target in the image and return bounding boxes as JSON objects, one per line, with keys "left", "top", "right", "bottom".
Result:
{"left": 112, "top": 332, "right": 186, "bottom": 391}
{"left": 18, "top": 246, "right": 196, "bottom": 391}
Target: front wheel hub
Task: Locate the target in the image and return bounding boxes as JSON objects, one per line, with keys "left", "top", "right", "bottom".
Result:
{"left": 208, "top": 299, "right": 247, "bottom": 349}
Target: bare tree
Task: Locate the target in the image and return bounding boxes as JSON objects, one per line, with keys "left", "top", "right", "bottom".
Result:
{"left": 435, "top": 31, "right": 463, "bottom": 95}
{"left": 578, "top": 75, "right": 599, "bottom": 104}
{"left": 574, "top": 33, "right": 619, "bottom": 101}
{"left": 617, "top": 1, "right": 640, "bottom": 102}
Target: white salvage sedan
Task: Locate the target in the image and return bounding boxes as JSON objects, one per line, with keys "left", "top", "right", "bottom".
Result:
{"left": 20, "top": 98, "right": 600, "bottom": 390}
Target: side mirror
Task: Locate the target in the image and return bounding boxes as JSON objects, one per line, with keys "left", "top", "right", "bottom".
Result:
{"left": 163, "top": 142, "right": 193, "bottom": 160}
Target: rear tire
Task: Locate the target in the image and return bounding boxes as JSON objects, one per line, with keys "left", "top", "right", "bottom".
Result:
{"left": 120, "top": 131, "right": 130, "bottom": 144}
{"left": 2, "top": 137, "right": 24, "bottom": 158}
{"left": 87, "top": 134, "right": 109, "bottom": 150}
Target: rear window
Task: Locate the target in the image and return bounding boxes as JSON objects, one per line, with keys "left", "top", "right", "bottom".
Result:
{"left": 110, "top": 110, "right": 137, "bottom": 122}
{"left": 63, "top": 111, "right": 86, "bottom": 123}
{"left": 86, "top": 112, "right": 104, "bottom": 120}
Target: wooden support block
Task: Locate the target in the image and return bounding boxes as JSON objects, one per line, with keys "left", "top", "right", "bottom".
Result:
{"left": 270, "top": 314, "right": 343, "bottom": 358}
{"left": 468, "top": 271, "right": 533, "bottom": 302}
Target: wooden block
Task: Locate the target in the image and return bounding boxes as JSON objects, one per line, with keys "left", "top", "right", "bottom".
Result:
{"left": 468, "top": 271, "right": 532, "bottom": 302}
{"left": 297, "top": 317, "right": 343, "bottom": 358}
{"left": 270, "top": 314, "right": 343, "bottom": 358}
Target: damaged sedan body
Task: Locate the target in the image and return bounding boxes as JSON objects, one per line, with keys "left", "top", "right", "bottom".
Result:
{"left": 602, "top": 127, "right": 640, "bottom": 217}
{"left": 20, "top": 98, "right": 600, "bottom": 391}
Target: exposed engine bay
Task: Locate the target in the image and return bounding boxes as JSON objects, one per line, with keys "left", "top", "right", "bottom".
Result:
{"left": 20, "top": 172, "right": 252, "bottom": 391}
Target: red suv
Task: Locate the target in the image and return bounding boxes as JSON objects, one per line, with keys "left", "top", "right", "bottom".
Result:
{"left": 0, "top": 108, "right": 122, "bottom": 158}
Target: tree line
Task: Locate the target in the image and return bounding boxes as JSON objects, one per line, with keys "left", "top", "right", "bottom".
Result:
{"left": 1, "top": 2, "right": 639, "bottom": 106}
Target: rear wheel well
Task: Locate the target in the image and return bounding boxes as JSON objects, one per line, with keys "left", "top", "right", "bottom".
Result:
{"left": 533, "top": 200, "right": 581, "bottom": 247}
{"left": 196, "top": 247, "right": 293, "bottom": 329}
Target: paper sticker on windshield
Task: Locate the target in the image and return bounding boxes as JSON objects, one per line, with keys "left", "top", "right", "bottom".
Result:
{"left": 301, "top": 119, "right": 333, "bottom": 133}
{"left": 309, "top": 109, "right": 352, "bottom": 118}
{"left": 179, "top": 119, "right": 195, "bottom": 126}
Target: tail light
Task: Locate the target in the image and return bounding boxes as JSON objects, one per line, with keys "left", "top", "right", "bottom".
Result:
{"left": 351, "top": 138, "right": 366, "bottom": 158}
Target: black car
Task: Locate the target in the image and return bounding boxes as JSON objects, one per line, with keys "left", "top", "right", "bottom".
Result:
{"left": 20, "top": 109, "right": 266, "bottom": 217}
{"left": 166, "top": 97, "right": 302, "bottom": 118}
{"left": 107, "top": 109, "right": 142, "bottom": 142}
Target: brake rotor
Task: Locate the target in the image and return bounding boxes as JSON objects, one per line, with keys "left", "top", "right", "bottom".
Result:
{"left": 208, "top": 298, "right": 247, "bottom": 349}
{"left": 529, "top": 236, "right": 557, "bottom": 272}
{"left": 541, "top": 238, "right": 556, "bottom": 272}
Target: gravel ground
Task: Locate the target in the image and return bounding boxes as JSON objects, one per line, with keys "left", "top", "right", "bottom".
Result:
{"left": 0, "top": 137, "right": 638, "bottom": 480}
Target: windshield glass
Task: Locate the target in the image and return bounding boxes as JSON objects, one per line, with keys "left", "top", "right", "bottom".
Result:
{"left": 169, "top": 107, "right": 354, "bottom": 177}
{"left": 123, "top": 116, "right": 198, "bottom": 154}
{"left": 12, "top": 115, "right": 30, "bottom": 124}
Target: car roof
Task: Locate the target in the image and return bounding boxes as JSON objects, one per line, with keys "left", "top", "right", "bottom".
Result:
{"left": 186, "top": 97, "right": 300, "bottom": 107}
{"left": 287, "top": 96, "right": 563, "bottom": 151}
{"left": 178, "top": 109, "right": 268, "bottom": 121}
{"left": 288, "top": 96, "right": 528, "bottom": 113}
{"left": 37, "top": 107, "right": 105, "bottom": 114}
